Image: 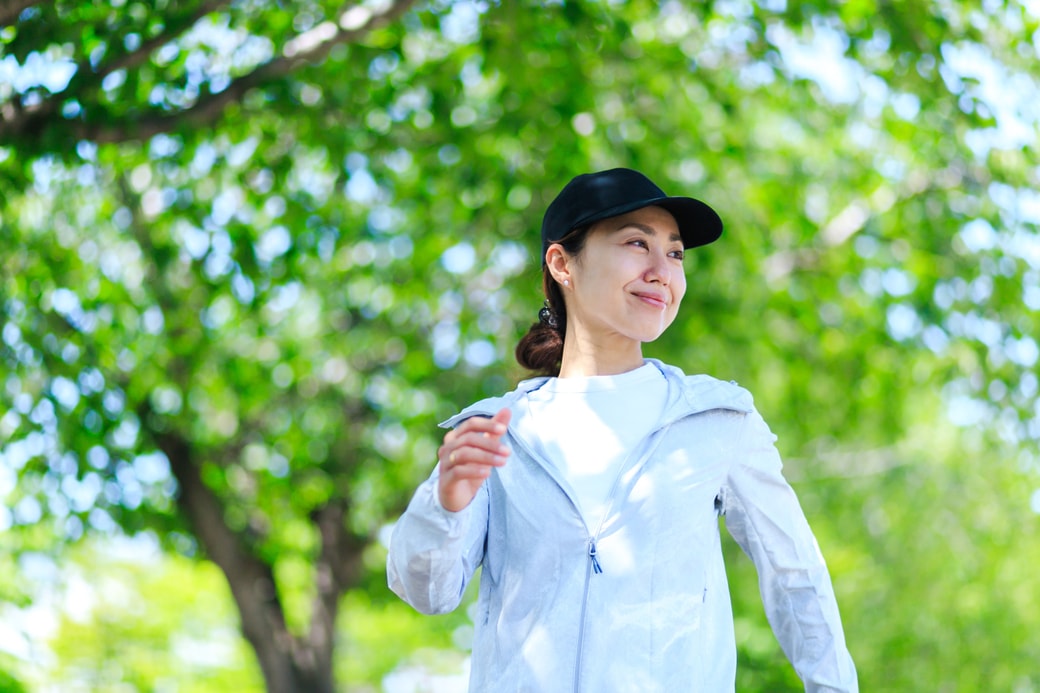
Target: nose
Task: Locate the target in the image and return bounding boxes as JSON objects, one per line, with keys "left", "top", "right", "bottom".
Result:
{"left": 644, "top": 250, "right": 671, "bottom": 285}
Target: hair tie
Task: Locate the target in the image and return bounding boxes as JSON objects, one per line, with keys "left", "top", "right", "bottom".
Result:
{"left": 538, "top": 300, "right": 558, "bottom": 329}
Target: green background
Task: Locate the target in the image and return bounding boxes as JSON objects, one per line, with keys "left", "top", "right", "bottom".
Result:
{"left": 1, "top": 1, "right": 1038, "bottom": 691}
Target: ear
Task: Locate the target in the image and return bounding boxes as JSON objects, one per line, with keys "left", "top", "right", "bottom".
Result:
{"left": 545, "top": 243, "right": 572, "bottom": 287}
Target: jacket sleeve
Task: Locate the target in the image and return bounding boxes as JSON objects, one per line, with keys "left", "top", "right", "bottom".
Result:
{"left": 386, "top": 463, "right": 489, "bottom": 615}
{"left": 721, "top": 409, "right": 859, "bottom": 693}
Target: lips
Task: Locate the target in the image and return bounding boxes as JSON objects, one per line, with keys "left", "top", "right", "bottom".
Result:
{"left": 633, "top": 291, "right": 668, "bottom": 309}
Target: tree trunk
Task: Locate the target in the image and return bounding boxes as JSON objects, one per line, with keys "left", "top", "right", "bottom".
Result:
{"left": 154, "top": 425, "right": 362, "bottom": 693}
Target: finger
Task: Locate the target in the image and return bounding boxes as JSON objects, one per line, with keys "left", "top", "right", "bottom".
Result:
{"left": 437, "top": 441, "right": 453, "bottom": 464}
{"left": 452, "top": 434, "right": 511, "bottom": 461}
{"left": 443, "top": 461, "right": 495, "bottom": 480}
{"left": 461, "top": 409, "right": 511, "bottom": 443}
{"left": 456, "top": 412, "right": 510, "bottom": 438}
{"left": 448, "top": 444, "right": 509, "bottom": 468}
{"left": 440, "top": 409, "right": 512, "bottom": 468}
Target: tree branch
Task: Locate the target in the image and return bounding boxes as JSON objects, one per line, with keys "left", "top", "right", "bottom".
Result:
{"left": 0, "top": 0, "right": 227, "bottom": 143}
{"left": 761, "top": 163, "right": 985, "bottom": 283}
{"left": 93, "top": 0, "right": 228, "bottom": 83}
{"left": 0, "top": 0, "right": 418, "bottom": 146}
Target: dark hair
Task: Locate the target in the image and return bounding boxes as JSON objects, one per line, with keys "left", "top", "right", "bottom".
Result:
{"left": 515, "top": 226, "right": 590, "bottom": 376}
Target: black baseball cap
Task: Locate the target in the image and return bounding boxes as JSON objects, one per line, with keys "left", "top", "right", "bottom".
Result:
{"left": 540, "top": 168, "right": 723, "bottom": 255}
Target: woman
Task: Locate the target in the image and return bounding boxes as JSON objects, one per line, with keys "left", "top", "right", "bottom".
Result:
{"left": 387, "top": 168, "right": 858, "bottom": 692}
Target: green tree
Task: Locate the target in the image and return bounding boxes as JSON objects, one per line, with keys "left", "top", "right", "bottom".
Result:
{"left": 2, "top": 1, "right": 1038, "bottom": 690}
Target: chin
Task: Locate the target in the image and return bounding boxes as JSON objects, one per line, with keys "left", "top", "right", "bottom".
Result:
{"left": 639, "top": 320, "right": 674, "bottom": 342}
{"left": 634, "top": 327, "right": 669, "bottom": 343}
{"left": 617, "top": 315, "right": 674, "bottom": 344}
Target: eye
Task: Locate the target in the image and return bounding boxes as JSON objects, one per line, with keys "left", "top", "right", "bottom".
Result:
{"left": 627, "top": 239, "right": 648, "bottom": 249}
{"left": 669, "top": 248, "right": 685, "bottom": 261}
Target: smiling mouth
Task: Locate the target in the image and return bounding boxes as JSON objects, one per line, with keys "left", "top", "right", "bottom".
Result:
{"left": 633, "top": 292, "right": 667, "bottom": 309}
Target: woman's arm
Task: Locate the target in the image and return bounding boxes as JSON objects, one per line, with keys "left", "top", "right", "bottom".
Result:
{"left": 386, "top": 466, "right": 489, "bottom": 615}
{"left": 386, "top": 409, "right": 510, "bottom": 615}
{"left": 721, "top": 409, "right": 859, "bottom": 693}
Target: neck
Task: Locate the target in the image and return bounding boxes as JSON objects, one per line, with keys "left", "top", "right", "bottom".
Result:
{"left": 557, "top": 330, "right": 645, "bottom": 378}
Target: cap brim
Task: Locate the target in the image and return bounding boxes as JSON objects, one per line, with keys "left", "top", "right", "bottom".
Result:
{"left": 573, "top": 195, "right": 723, "bottom": 249}
{"left": 656, "top": 197, "right": 723, "bottom": 248}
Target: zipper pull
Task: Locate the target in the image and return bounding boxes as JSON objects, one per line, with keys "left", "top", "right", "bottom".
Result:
{"left": 589, "top": 541, "right": 603, "bottom": 574}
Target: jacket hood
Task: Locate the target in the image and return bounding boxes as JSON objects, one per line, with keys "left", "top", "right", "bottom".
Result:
{"left": 440, "top": 358, "right": 754, "bottom": 430}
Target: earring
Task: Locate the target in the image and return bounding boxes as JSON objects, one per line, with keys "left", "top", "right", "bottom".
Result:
{"left": 563, "top": 280, "right": 570, "bottom": 287}
{"left": 538, "top": 300, "right": 558, "bottom": 328}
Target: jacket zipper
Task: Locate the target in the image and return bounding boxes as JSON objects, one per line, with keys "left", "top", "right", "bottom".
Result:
{"left": 588, "top": 541, "right": 603, "bottom": 574}
{"left": 501, "top": 432, "right": 597, "bottom": 692}
{"left": 571, "top": 424, "right": 674, "bottom": 691}
{"left": 573, "top": 541, "right": 595, "bottom": 692}
{"left": 495, "top": 417, "right": 673, "bottom": 692}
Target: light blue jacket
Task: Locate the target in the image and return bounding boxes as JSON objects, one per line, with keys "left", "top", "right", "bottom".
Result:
{"left": 387, "top": 360, "right": 858, "bottom": 692}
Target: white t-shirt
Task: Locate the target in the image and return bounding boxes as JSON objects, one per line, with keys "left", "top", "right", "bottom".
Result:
{"left": 524, "top": 361, "right": 667, "bottom": 529}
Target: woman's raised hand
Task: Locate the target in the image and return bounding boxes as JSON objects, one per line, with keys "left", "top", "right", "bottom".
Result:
{"left": 437, "top": 408, "right": 512, "bottom": 512}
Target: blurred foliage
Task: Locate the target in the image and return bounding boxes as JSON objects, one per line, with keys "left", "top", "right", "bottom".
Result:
{"left": 727, "top": 409, "right": 1040, "bottom": 692}
{"left": 22, "top": 538, "right": 264, "bottom": 692}
{"left": 21, "top": 537, "right": 477, "bottom": 691}
{"left": 0, "top": 661, "right": 26, "bottom": 693}
{"left": 1, "top": 0, "right": 1039, "bottom": 691}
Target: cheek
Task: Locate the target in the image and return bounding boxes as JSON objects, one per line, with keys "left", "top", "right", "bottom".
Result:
{"left": 673, "top": 273, "right": 688, "bottom": 303}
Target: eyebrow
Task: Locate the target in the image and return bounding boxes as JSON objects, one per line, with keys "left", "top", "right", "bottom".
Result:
{"left": 613, "top": 222, "right": 683, "bottom": 244}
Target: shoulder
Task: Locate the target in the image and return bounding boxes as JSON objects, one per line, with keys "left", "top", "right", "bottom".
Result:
{"left": 648, "top": 358, "right": 756, "bottom": 415}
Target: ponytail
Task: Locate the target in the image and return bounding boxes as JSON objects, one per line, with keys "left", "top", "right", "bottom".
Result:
{"left": 515, "top": 270, "right": 567, "bottom": 376}
{"left": 514, "top": 226, "right": 590, "bottom": 377}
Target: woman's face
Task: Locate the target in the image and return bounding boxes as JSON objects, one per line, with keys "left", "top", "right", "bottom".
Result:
{"left": 553, "top": 205, "right": 687, "bottom": 347}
